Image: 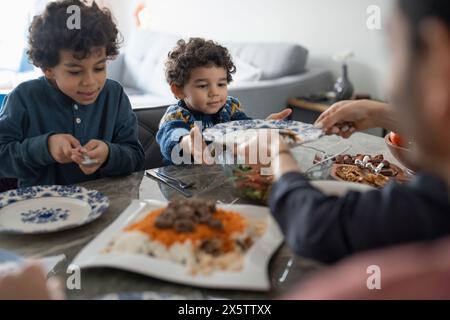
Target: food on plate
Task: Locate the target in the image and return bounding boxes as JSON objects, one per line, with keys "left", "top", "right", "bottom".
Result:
{"left": 104, "top": 199, "right": 267, "bottom": 275}
{"left": 230, "top": 165, "right": 274, "bottom": 204}
{"left": 330, "top": 153, "right": 410, "bottom": 188}
{"left": 334, "top": 165, "right": 389, "bottom": 188}
{"left": 333, "top": 154, "right": 399, "bottom": 177}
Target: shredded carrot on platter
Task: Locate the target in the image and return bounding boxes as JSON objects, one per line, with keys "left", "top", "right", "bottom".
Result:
{"left": 125, "top": 208, "right": 247, "bottom": 252}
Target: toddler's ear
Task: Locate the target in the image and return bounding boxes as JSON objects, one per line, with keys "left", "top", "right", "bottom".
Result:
{"left": 170, "top": 84, "right": 185, "bottom": 100}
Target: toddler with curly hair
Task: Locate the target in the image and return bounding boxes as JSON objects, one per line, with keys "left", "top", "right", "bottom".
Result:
{"left": 157, "top": 38, "right": 291, "bottom": 164}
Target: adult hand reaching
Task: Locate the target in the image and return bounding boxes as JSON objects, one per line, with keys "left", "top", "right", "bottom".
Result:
{"left": 314, "top": 100, "right": 396, "bottom": 138}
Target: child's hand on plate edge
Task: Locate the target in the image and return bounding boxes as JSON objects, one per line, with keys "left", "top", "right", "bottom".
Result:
{"left": 266, "top": 108, "right": 292, "bottom": 121}
{"left": 181, "top": 125, "right": 211, "bottom": 164}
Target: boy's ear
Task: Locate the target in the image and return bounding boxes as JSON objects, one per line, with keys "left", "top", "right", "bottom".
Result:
{"left": 43, "top": 68, "right": 55, "bottom": 80}
{"left": 170, "top": 84, "right": 185, "bottom": 100}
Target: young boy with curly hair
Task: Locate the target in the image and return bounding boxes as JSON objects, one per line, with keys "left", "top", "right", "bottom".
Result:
{"left": 0, "top": 0, "right": 144, "bottom": 187}
{"left": 157, "top": 38, "right": 291, "bottom": 165}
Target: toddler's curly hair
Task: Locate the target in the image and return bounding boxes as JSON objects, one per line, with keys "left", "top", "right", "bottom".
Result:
{"left": 165, "top": 38, "right": 236, "bottom": 87}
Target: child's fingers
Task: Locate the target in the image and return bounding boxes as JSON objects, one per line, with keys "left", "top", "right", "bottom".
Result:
{"left": 280, "top": 108, "right": 293, "bottom": 119}
{"left": 83, "top": 140, "right": 99, "bottom": 151}
{"left": 65, "top": 135, "right": 81, "bottom": 149}
{"left": 79, "top": 164, "right": 99, "bottom": 176}
{"left": 189, "top": 126, "right": 205, "bottom": 163}
{"left": 190, "top": 125, "right": 201, "bottom": 136}
{"left": 189, "top": 126, "right": 204, "bottom": 145}
{"left": 84, "top": 149, "right": 102, "bottom": 160}
{"left": 61, "top": 144, "right": 80, "bottom": 163}
{"left": 71, "top": 153, "right": 85, "bottom": 165}
{"left": 62, "top": 143, "right": 74, "bottom": 159}
{"left": 71, "top": 148, "right": 84, "bottom": 158}
{"left": 266, "top": 108, "right": 293, "bottom": 121}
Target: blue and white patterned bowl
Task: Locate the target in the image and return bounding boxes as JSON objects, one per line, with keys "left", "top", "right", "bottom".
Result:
{"left": 0, "top": 185, "right": 109, "bottom": 234}
{"left": 202, "top": 119, "right": 323, "bottom": 145}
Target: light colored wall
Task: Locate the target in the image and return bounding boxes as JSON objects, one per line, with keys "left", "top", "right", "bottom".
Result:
{"left": 106, "top": 0, "right": 395, "bottom": 100}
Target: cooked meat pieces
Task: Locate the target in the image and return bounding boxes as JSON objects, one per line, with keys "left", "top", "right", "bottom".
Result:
{"left": 236, "top": 237, "right": 254, "bottom": 251}
{"left": 207, "top": 218, "right": 223, "bottom": 230}
{"left": 155, "top": 199, "right": 222, "bottom": 233}
{"left": 199, "top": 238, "right": 223, "bottom": 256}
{"left": 154, "top": 214, "right": 174, "bottom": 229}
{"left": 174, "top": 219, "right": 196, "bottom": 233}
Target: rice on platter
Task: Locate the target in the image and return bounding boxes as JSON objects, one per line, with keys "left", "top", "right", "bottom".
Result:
{"left": 105, "top": 199, "right": 267, "bottom": 275}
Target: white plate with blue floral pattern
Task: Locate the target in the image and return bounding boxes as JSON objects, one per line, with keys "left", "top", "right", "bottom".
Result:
{"left": 202, "top": 119, "right": 323, "bottom": 146}
{"left": 0, "top": 186, "right": 109, "bottom": 234}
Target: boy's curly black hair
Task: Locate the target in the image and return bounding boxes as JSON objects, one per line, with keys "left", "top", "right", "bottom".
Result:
{"left": 27, "top": 0, "right": 121, "bottom": 69}
{"left": 165, "top": 38, "right": 236, "bottom": 87}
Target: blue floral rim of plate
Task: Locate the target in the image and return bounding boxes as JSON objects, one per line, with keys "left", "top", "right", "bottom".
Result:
{"left": 202, "top": 119, "right": 323, "bottom": 144}
{"left": 0, "top": 185, "right": 109, "bottom": 234}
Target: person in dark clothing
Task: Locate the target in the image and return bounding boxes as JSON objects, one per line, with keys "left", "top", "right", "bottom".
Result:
{"left": 240, "top": 0, "right": 450, "bottom": 263}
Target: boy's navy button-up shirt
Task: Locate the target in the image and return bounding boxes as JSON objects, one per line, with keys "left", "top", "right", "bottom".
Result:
{"left": 0, "top": 77, "right": 145, "bottom": 187}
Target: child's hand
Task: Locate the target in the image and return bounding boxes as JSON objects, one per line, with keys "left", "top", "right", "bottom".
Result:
{"left": 181, "top": 126, "right": 209, "bottom": 164}
{"left": 71, "top": 140, "right": 109, "bottom": 175}
{"left": 266, "top": 108, "right": 292, "bottom": 121}
{"left": 0, "top": 262, "right": 65, "bottom": 300}
{"left": 48, "top": 134, "right": 81, "bottom": 164}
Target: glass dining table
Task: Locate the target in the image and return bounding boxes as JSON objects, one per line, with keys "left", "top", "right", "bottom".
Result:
{"left": 0, "top": 133, "right": 399, "bottom": 299}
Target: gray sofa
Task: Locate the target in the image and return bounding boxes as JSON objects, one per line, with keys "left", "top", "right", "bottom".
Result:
{"left": 107, "top": 30, "right": 334, "bottom": 118}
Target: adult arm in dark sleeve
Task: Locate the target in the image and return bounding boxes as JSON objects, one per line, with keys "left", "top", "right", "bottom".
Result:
{"left": 268, "top": 171, "right": 450, "bottom": 263}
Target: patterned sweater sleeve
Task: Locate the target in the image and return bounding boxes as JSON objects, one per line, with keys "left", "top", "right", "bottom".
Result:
{"left": 156, "top": 106, "right": 194, "bottom": 162}
{"left": 225, "top": 96, "right": 252, "bottom": 121}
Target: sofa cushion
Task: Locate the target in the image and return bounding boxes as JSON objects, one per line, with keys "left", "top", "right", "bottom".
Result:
{"left": 226, "top": 42, "right": 308, "bottom": 80}
{"left": 120, "top": 31, "right": 309, "bottom": 95}
{"left": 122, "top": 31, "right": 179, "bottom": 97}
{"left": 232, "top": 57, "right": 263, "bottom": 83}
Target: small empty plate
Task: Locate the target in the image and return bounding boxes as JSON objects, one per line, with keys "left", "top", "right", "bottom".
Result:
{"left": 0, "top": 185, "right": 109, "bottom": 234}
